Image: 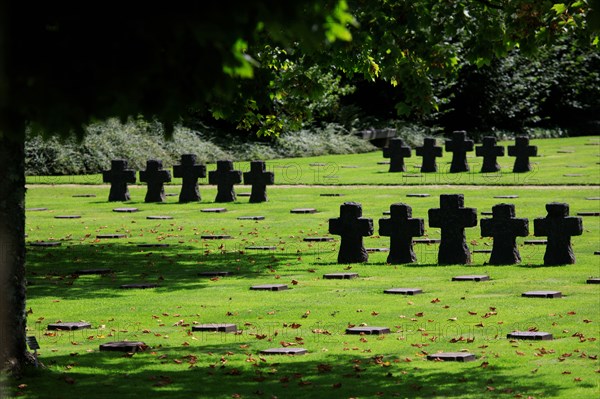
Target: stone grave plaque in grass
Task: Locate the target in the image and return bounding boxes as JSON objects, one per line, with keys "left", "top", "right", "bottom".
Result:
{"left": 96, "top": 234, "right": 127, "bottom": 239}
{"left": 72, "top": 194, "right": 96, "bottom": 198}
{"left": 384, "top": 288, "right": 423, "bottom": 295}
{"left": 192, "top": 324, "right": 237, "bottom": 333}
{"left": 137, "top": 243, "right": 170, "bottom": 248}
{"left": 237, "top": 216, "right": 265, "bottom": 220}
{"left": 208, "top": 160, "right": 243, "bottom": 203}
{"left": 382, "top": 137, "right": 412, "bottom": 172}
{"left": 534, "top": 202, "right": 583, "bottom": 265}
{"left": 522, "top": 291, "right": 562, "bottom": 298}
{"left": 346, "top": 326, "right": 390, "bottom": 335}
{"left": 74, "top": 268, "right": 113, "bottom": 275}
{"left": 54, "top": 215, "right": 81, "bottom": 219}
{"left": 508, "top": 136, "right": 537, "bottom": 172}
{"left": 303, "top": 237, "right": 334, "bottom": 242}
{"left": 557, "top": 150, "right": 574, "bottom": 153}
{"left": 120, "top": 283, "right": 158, "bottom": 289}
{"left": 200, "top": 235, "right": 232, "bottom": 240}
{"left": 413, "top": 238, "right": 441, "bottom": 244}
{"left": 481, "top": 211, "right": 493, "bottom": 216}
{"left": 380, "top": 203, "right": 424, "bottom": 264}
{"left": 472, "top": 249, "right": 493, "bottom": 254}
{"left": 445, "top": 131, "right": 474, "bottom": 173}
{"left": 102, "top": 159, "right": 136, "bottom": 202}
{"left": 291, "top": 208, "right": 317, "bottom": 214}
{"left": 139, "top": 159, "right": 172, "bottom": 203}
{"left": 329, "top": 202, "right": 373, "bottom": 264}
{"left": 99, "top": 341, "right": 148, "bottom": 353}
{"left": 577, "top": 212, "right": 600, "bottom": 216}
{"left": 564, "top": 174, "right": 584, "bottom": 177}
{"left": 48, "top": 322, "right": 92, "bottom": 331}
{"left": 320, "top": 193, "right": 344, "bottom": 197}
{"left": 567, "top": 165, "right": 586, "bottom": 168}
{"left": 586, "top": 197, "right": 600, "bottom": 200}
{"left": 452, "top": 275, "right": 490, "bottom": 282}
{"left": 260, "top": 348, "right": 308, "bottom": 355}
{"left": 173, "top": 154, "right": 206, "bottom": 203}
{"left": 323, "top": 273, "right": 358, "bottom": 279}
{"left": 366, "top": 248, "right": 389, "bottom": 253}
{"left": 113, "top": 207, "right": 139, "bottom": 213}
{"left": 26, "top": 208, "right": 48, "bottom": 212}
{"left": 595, "top": 251, "right": 600, "bottom": 255}
{"left": 427, "top": 352, "right": 476, "bottom": 362}
{"left": 309, "top": 163, "right": 326, "bottom": 167}
{"left": 494, "top": 195, "right": 518, "bottom": 199}
{"left": 243, "top": 160, "right": 275, "bottom": 203}
{"left": 475, "top": 136, "right": 504, "bottom": 173}
{"left": 406, "top": 193, "right": 430, "bottom": 198}
{"left": 382, "top": 211, "right": 390, "bottom": 215}
{"left": 29, "top": 241, "right": 62, "bottom": 247}
{"left": 201, "top": 207, "right": 227, "bottom": 213}
{"left": 586, "top": 278, "right": 600, "bottom": 284}
{"left": 146, "top": 215, "right": 173, "bottom": 220}
{"left": 341, "top": 165, "right": 358, "bottom": 168}
{"left": 376, "top": 161, "right": 390, "bottom": 165}
{"left": 198, "top": 271, "right": 232, "bottom": 277}
{"left": 415, "top": 137, "right": 443, "bottom": 172}
{"left": 165, "top": 193, "right": 178, "bottom": 197}
{"left": 237, "top": 193, "right": 251, "bottom": 197}
{"left": 245, "top": 246, "right": 277, "bottom": 251}
{"left": 480, "top": 203, "right": 529, "bottom": 265}
{"left": 524, "top": 239, "right": 548, "bottom": 245}
{"left": 507, "top": 331, "right": 553, "bottom": 341}
{"left": 429, "top": 194, "right": 477, "bottom": 265}
{"left": 250, "top": 284, "right": 288, "bottom": 291}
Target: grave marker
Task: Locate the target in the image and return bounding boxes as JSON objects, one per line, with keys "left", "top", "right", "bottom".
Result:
{"left": 72, "top": 194, "right": 96, "bottom": 198}
{"left": 26, "top": 208, "right": 48, "bottom": 212}
{"left": 237, "top": 216, "right": 265, "bottom": 220}
{"left": 427, "top": 352, "right": 476, "bottom": 362}
{"left": 452, "top": 275, "right": 490, "bottom": 282}
{"left": 48, "top": 322, "right": 91, "bottom": 331}
{"left": 445, "top": 131, "right": 474, "bottom": 172}
{"left": 303, "top": 237, "right": 334, "bottom": 242}
{"left": 346, "top": 326, "right": 390, "bottom": 335}
{"left": 323, "top": 273, "right": 358, "bottom": 279}
{"left": 379, "top": 203, "right": 424, "bottom": 264}
{"left": 522, "top": 291, "right": 562, "bottom": 298}
{"left": 480, "top": 203, "right": 529, "bottom": 264}
{"left": 102, "top": 159, "right": 136, "bottom": 202}
{"left": 198, "top": 271, "right": 231, "bottom": 277}
{"left": 260, "top": 348, "right": 307, "bottom": 355}
{"left": 587, "top": 278, "right": 600, "bottom": 284}
{"left": 507, "top": 331, "right": 553, "bottom": 341}
{"left": 384, "top": 288, "right": 422, "bottom": 295}
{"left": 112, "top": 207, "right": 138, "bottom": 213}
{"left": 29, "top": 241, "right": 61, "bottom": 247}
{"left": 54, "top": 215, "right": 81, "bottom": 219}
{"left": 139, "top": 159, "right": 172, "bottom": 203}
{"left": 192, "top": 324, "right": 237, "bottom": 333}
{"left": 534, "top": 202, "right": 583, "bottom": 265}
{"left": 428, "top": 194, "right": 477, "bottom": 264}
{"left": 75, "top": 268, "right": 113, "bottom": 275}
{"left": 382, "top": 138, "right": 412, "bottom": 172}
{"left": 200, "top": 235, "right": 232, "bottom": 240}
{"left": 250, "top": 284, "right": 288, "bottom": 291}
{"left": 329, "top": 202, "right": 374, "bottom": 263}
{"left": 201, "top": 208, "right": 227, "bottom": 213}
{"left": 208, "top": 160, "right": 242, "bottom": 203}
{"left": 291, "top": 208, "right": 317, "bottom": 214}
{"left": 173, "top": 154, "right": 206, "bottom": 203}
{"left": 99, "top": 341, "right": 148, "bottom": 352}
{"left": 475, "top": 136, "right": 504, "bottom": 173}
{"left": 508, "top": 136, "right": 537, "bottom": 172}
{"left": 243, "top": 160, "right": 274, "bottom": 203}
{"left": 415, "top": 138, "right": 443, "bottom": 172}
{"left": 96, "top": 234, "right": 126, "bottom": 239}
{"left": 146, "top": 215, "right": 173, "bottom": 220}
{"left": 120, "top": 283, "right": 158, "bottom": 289}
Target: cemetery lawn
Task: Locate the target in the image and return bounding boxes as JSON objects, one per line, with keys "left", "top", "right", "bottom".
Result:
{"left": 26, "top": 136, "right": 600, "bottom": 186}
{"left": 11, "top": 178, "right": 600, "bottom": 399}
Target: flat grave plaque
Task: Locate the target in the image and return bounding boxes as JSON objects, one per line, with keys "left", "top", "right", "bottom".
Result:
{"left": 198, "top": 271, "right": 231, "bottom": 277}
{"left": 413, "top": 238, "right": 441, "bottom": 244}
{"left": 577, "top": 212, "right": 600, "bottom": 216}
{"left": 165, "top": 193, "right": 178, "bottom": 197}
{"left": 472, "top": 249, "right": 493, "bottom": 254}
{"left": 245, "top": 246, "right": 277, "bottom": 250}
{"left": 48, "top": 322, "right": 92, "bottom": 331}
{"left": 452, "top": 275, "right": 490, "bottom": 282}
{"left": 120, "top": 283, "right": 158, "bottom": 289}
{"left": 237, "top": 193, "right": 251, "bottom": 197}
{"left": 29, "top": 241, "right": 62, "bottom": 247}
{"left": 113, "top": 208, "right": 139, "bottom": 213}
{"left": 585, "top": 197, "right": 600, "bottom": 200}
{"left": 524, "top": 240, "right": 548, "bottom": 245}
{"left": 564, "top": 174, "right": 584, "bottom": 177}
{"left": 427, "top": 352, "right": 476, "bottom": 362}
{"left": 323, "top": 273, "right": 358, "bottom": 279}
{"left": 26, "top": 208, "right": 48, "bottom": 212}
{"left": 250, "top": 284, "right": 288, "bottom": 291}
{"left": 320, "top": 193, "right": 344, "bottom": 197}
{"left": 146, "top": 216, "right": 174, "bottom": 220}
{"left": 481, "top": 211, "right": 493, "bottom": 216}
{"left": 309, "top": 163, "right": 327, "bottom": 166}
{"left": 96, "top": 234, "right": 126, "bottom": 239}
{"left": 566, "top": 165, "right": 586, "bottom": 168}
{"left": 341, "top": 165, "right": 359, "bottom": 168}
{"left": 587, "top": 278, "right": 600, "bottom": 284}
{"left": 377, "top": 161, "right": 390, "bottom": 165}
{"left": 201, "top": 208, "right": 227, "bottom": 213}
{"left": 522, "top": 290, "right": 562, "bottom": 298}
{"left": 75, "top": 268, "right": 113, "bottom": 275}
{"left": 72, "top": 194, "right": 96, "bottom": 198}
{"left": 346, "top": 326, "right": 390, "bottom": 335}
{"left": 384, "top": 288, "right": 423, "bottom": 295}
{"left": 507, "top": 331, "right": 553, "bottom": 341}
{"left": 237, "top": 216, "right": 265, "bottom": 220}
{"left": 99, "top": 341, "right": 148, "bottom": 353}
{"left": 406, "top": 193, "right": 430, "bottom": 197}
{"left": 192, "top": 324, "right": 237, "bottom": 333}
{"left": 303, "top": 237, "right": 334, "bottom": 242}
{"left": 137, "top": 243, "right": 170, "bottom": 248}
{"left": 290, "top": 208, "right": 317, "bottom": 214}
{"left": 201, "top": 235, "right": 232, "bottom": 240}
{"left": 260, "top": 348, "right": 307, "bottom": 355}
{"left": 557, "top": 150, "right": 574, "bottom": 153}
{"left": 382, "top": 211, "right": 390, "bottom": 215}
{"left": 494, "top": 195, "right": 518, "bottom": 199}
{"left": 54, "top": 215, "right": 82, "bottom": 219}
{"left": 595, "top": 251, "right": 600, "bottom": 255}
{"left": 366, "top": 248, "right": 389, "bottom": 253}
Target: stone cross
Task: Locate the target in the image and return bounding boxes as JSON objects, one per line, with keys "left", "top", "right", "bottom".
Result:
{"left": 534, "top": 202, "right": 583, "bottom": 265}
{"left": 329, "top": 202, "right": 374, "bottom": 263}
{"left": 508, "top": 136, "right": 537, "bottom": 172}
{"left": 102, "top": 159, "right": 136, "bottom": 202}
{"left": 243, "top": 160, "right": 275, "bottom": 203}
{"left": 475, "top": 136, "right": 504, "bottom": 173}
{"left": 428, "top": 194, "right": 477, "bottom": 265}
{"left": 415, "top": 138, "right": 443, "bottom": 172}
{"left": 445, "top": 131, "right": 474, "bottom": 172}
{"left": 173, "top": 154, "right": 206, "bottom": 203}
{"left": 208, "top": 160, "right": 242, "bottom": 203}
{"left": 480, "top": 203, "right": 529, "bottom": 265}
{"left": 139, "top": 159, "right": 172, "bottom": 203}
{"left": 383, "top": 138, "right": 412, "bottom": 172}
{"left": 379, "top": 203, "right": 424, "bottom": 264}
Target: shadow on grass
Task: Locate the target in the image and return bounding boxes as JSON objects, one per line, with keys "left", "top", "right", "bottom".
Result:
{"left": 12, "top": 344, "right": 566, "bottom": 399}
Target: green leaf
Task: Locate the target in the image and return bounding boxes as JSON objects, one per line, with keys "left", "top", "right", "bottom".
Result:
{"left": 551, "top": 3, "right": 568, "bottom": 15}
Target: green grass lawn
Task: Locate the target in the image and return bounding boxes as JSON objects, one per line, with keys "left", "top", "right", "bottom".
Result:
{"left": 26, "top": 136, "right": 600, "bottom": 187}
{"left": 9, "top": 171, "right": 600, "bottom": 398}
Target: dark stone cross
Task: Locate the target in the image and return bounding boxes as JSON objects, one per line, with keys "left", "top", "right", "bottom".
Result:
{"left": 208, "top": 160, "right": 243, "bottom": 203}
{"left": 534, "top": 202, "right": 583, "bottom": 265}
{"left": 480, "top": 203, "right": 529, "bottom": 265}
{"left": 415, "top": 138, "right": 443, "bottom": 172}
{"left": 382, "top": 138, "right": 412, "bottom": 172}
{"left": 445, "top": 131, "right": 474, "bottom": 172}
{"left": 475, "top": 136, "right": 505, "bottom": 173}
{"left": 428, "top": 194, "right": 477, "bottom": 265}
{"left": 508, "top": 136, "right": 537, "bottom": 173}
{"left": 329, "top": 202, "right": 374, "bottom": 263}
{"left": 243, "top": 160, "right": 275, "bottom": 203}
{"left": 102, "top": 159, "right": 136, "bottom": 202}
{"left": 379, "top": 203, "right": 424, "bottom": 264}
{"left": 173, "top": 154, "right": 206, "bottom": 203}
{"left": 139, "top": 159, "right": 172, "bottom": 203}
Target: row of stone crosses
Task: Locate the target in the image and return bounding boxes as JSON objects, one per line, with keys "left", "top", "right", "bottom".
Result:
{"left": 384, "top": 131, "right": 537, "bottom": 173}
{"left": 103, "top": 157, "right": 273, "bottom": 204}
{"left": 329, "top": 195, "right": 583, "bottom": 267}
